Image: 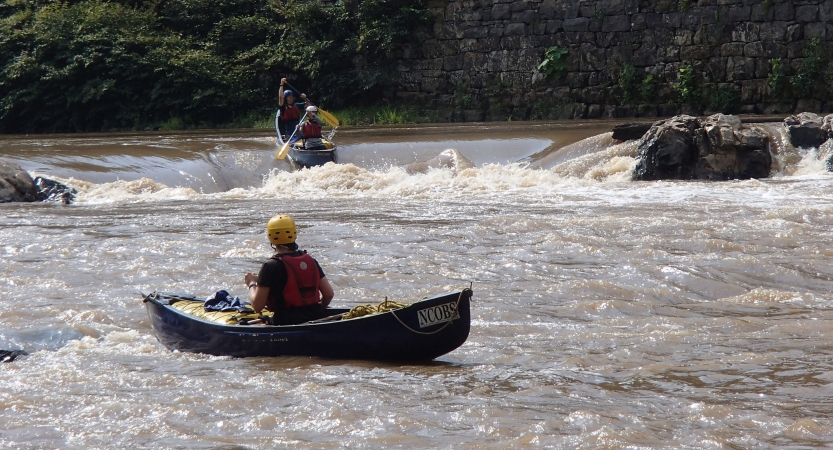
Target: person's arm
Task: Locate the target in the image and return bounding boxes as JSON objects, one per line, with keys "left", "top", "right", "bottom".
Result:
{"left": 279, "top": 78, "right": 287, "bottom": 106}
{"left": 319, "top": 276, "right": 334, "bottom": 307}
{"left": 245, "top": 271, "right": 271, "bottom": 313}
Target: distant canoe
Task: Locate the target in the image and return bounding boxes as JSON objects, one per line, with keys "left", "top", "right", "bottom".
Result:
{"left": 276, "top": 112, "right": 338, "bottom": 167}
{"left": 143, "top": 289, "right": 472, "bottom": 361}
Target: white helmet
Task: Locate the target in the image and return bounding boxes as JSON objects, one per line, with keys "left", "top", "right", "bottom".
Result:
{"left": 306, "top": 106, "right": 318, "bottom": 113}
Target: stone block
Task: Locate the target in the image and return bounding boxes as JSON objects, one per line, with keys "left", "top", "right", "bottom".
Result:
{"left": 658, "top": 45, "right": 681, "bottom": 63}
{"left": 731, "top": 22, "right": 759, "bottom": 42}
{"left": 630, "top": 14, "right": 647, "bottom": 31}
{"left": 804, "top": 23, "right": 826, "bottom": 39}
{"left": 759, "top": 22, "right": 787, "bottom": 41}
{"left": 740, "top": 79, "right": 767, "bottom": 103}
{"left": 566, "top": 72, "right": 589, "bottom": 89}
{"left": 720, "top": 43, "right": 744, "bottom": 57}
{"left": 725, "top": 5, "right": 751, "bottom": 22}
{"left": 637, "top": 104, "right": 658, "bottom": 117}
{"left": 587, "top": 104, "right": 604, "bottom": 118}
{"left": 563, "top": 17, "right": 590, "bottom": 31}
{"left": 504, "top": 23, "right": 527, "bottom": 36}
{"left": 632, "top": 44, "right": 658, "bottom": 66}
{"left": 463, "top": 52, "right": 488, "bottom": 71}
{"left": 795, "top": 5, "right": 818, "bottom": 23}
{"left": 726, "top": 56, "right": 755, "bottom": 81}
{"left": 680, "top": 11, "right": 701, "bottom": 30}
{"left": 763, "top": 42, "right": 787, "bottom": 59}
{"left": 510, "top": 1, "right": 529, "bottom": 13}
{"left": 545, "top": 20, "right": 564, "bottom": 33}
{"left": 786, "top": 24, "right": 802, "bottom": 42}
{"left": 491, "top": 3, "right": 511, "bottom": 20}
{"left": 579, "top": 43, "right": 606, "bottom": 71}
{"left": 602, "top": 15, "right": 630, "bottom": 32}
{"left": 772, "top": 2, "right": 795, "bottom": 21}
{"left": 513, "top": 10, "right": 538, "bottom": 24}
{"left": 459, "top": 38, "right": 478, "bottom": 52}
{"left": 709, "top": 57, "right": 728, "bottom": 80}
{"left": 463, "top": 27, "right": 490, "bottom": 39}
{"left": 681, "top": 45, "right": 711, "bottom": 60}
{"left": 539, "top": 0, "right": 560, "bottom": 19}
{"left": 822, "top": 0, "right": 833, "bottom": 22}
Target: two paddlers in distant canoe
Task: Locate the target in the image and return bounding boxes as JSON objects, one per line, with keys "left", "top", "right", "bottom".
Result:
{"left": 274, "top": 78, "right": 340, "bottom": 167}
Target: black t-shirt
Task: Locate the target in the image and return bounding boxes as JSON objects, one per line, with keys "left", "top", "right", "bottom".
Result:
{"left": 257, "top": 250, "right": 325, "bottom": 310}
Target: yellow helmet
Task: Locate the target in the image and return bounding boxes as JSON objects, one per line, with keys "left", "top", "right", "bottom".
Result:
{"left": 266, "top": 214, "right": 297, "bottom": 245}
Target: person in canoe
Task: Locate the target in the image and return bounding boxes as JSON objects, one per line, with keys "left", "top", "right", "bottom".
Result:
{"left": 294, "top": 106, "right": 327, "bottom": 150}
{"left": 244, "top": 214, "right": 335, "bottom": 325}
{"left": 278, "top": 78, "right": 309, "bottom": 140}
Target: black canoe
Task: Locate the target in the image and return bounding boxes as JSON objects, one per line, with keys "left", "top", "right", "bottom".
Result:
{"left": 143, "top": 289, "right": 471, "bottom": 361}
{"left": 287, "top": 142, "right": 337, "bottom": 168}
{"left": 276, "top": 112, "right": 338, "bottom": 168}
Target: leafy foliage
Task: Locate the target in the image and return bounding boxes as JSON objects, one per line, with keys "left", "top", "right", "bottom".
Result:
{"left": 673, "top": 65, "right": 700, "bottom": 106}
{"left": 618, "top": 63, "right": 638, "bottom": 104}
{"left": 538, "top": 46, "right": 568, "bottom": 80}
{"left": 706, "top": 84, "right": 739, "bottom": 113}
{"left": 0, "top": 0, "right": 432, "bottom": 132}
{"left": 791, "top": 36, "right": 829, "bottom": 99}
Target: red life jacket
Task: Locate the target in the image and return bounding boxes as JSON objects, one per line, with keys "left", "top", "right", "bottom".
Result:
{"left": 301, "top": 121, "right": 322, "bottom": 139}
{"left": 273, "top": 253, "right": 321, "bottom": 308}
{"left": 281, "top": 105, "right": 300, "bottom": 121}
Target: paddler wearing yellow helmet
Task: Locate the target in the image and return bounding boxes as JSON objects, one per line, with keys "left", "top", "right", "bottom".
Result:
{"left": 244, "top": 214, "right": 335, "bottom": 325}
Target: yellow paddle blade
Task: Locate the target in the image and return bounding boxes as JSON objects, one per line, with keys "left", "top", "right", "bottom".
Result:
{"left": 274, "top": 142, "right": 290, "bottom": 159}
{"left": 318, "top": 108, "right": 340, "bottom": 127}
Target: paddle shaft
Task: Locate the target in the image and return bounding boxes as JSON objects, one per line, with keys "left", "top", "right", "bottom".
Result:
{"left": 282, "top": 81, "right": 339, "bottom": 127}
{"left": 275, "top": 112, "right": 307, "bottom": 159}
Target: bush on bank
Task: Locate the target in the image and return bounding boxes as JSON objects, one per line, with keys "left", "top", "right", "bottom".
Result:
{"left": 0, "top": 0, "right": 431, "bottom": 133}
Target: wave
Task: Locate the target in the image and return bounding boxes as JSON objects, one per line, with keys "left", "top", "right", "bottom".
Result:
{"left": 12, "top": 128, "right": 832, "bottom": 204}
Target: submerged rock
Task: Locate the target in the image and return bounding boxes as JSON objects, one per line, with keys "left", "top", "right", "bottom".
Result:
{"left": 634, "top": 114, "right": 771, "bottom": 181}
{"left": 0, "top": 157, "right": 76, "bottom": 204}
{"left": 34, "top": 176, "right": 76, "bottom": 204}
{"left": 0, "top": 349, "right": 28, "bottom": 362}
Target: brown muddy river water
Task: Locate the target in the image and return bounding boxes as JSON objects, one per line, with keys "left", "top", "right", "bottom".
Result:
{"left": 1, "top": 121, "right": 833, "bottom": 448}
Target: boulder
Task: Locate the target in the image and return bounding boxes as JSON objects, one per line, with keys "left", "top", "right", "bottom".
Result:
{"left": 784, "top": 112, "right": 827, "bottom": 148}
{"left": 611, "top": 122, "right": 653, "bottom": 141}
{"left": 34, "top": 177, "right": 76, "bottom": 204}
{"left": 0, "top": 157, "right": 76, "bottom": 204}
{"left": 0, "top": 157, "right": 38, "bottom": 202}
{"left": 633, "top": 115, "right": 703, "bottom": 180}
{"left": 634, "top": 114, "right": 772, "bottom": 181}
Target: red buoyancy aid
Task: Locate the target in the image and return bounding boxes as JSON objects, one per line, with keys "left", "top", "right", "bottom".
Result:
{"left": 301, "top": 121, "right": 322, "bottom": 139}
{"left": 275, "top": 253, "right": 321, "bottom": 308}
{"left": 282, "top": 105, "right": 301, "bottom": 121}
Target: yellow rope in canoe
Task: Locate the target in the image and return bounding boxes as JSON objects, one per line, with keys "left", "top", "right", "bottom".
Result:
{"left": 341, "top": 297, "right": 407, "bottom": 320}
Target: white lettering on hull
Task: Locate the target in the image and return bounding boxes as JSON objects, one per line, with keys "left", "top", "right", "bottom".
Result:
{"left": 417, "top": 302, "right": 460, "bottom": 328}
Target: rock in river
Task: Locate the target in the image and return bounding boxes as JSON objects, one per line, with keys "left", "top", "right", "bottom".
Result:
{"left": 633, "top": 114, "right": 771, "bottom": 181}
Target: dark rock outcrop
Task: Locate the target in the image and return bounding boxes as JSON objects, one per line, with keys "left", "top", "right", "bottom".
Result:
{"left": 0, "top": 157, "right": 76, "bottom": 204}
{"left": 34, "top": 177, "right": 76, "bottom": 204}
{"left": 784, "top": 113, "right": 828, "bottom": 149}
{"left": 0, "top": 157, "right": 38, "bottom": 202}
{"left": 634, "top": 114, "right": 771, "bottom": 181}
{"left": 612, "top": 123, "right": 653, "bottom": 141}
{"left": 0, "top": 349, "right": 28, "bottom": 362}
{"left": 633, "top": 115, "right": 703, "bottom": 181}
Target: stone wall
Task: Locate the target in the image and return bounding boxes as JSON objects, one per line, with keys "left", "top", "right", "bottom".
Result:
{"left": 393, "top": 0, "right": 833, "bottom": 121}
